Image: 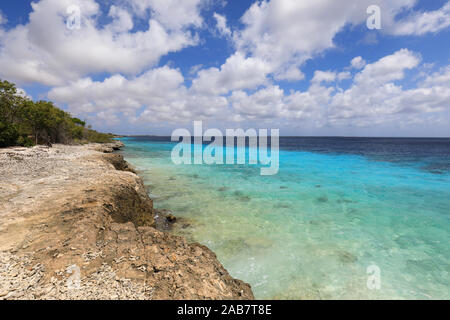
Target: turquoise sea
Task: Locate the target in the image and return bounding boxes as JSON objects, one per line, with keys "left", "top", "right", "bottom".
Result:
{"left": 119, "top": 136, "right": 449, "bottom": 299}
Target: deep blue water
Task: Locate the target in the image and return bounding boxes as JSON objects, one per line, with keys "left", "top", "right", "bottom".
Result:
{"left": 119, "top": 136, "right": 450, "bottom": 299}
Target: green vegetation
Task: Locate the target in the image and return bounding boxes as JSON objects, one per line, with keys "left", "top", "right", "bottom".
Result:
{"left": 0, "top": 79, "right": 114, "bottom": 148}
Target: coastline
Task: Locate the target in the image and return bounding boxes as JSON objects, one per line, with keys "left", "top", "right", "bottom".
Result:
{"left": 0, "top": 142, "right": 253, "bottom": 300}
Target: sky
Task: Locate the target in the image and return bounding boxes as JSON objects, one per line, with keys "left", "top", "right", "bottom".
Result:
{"left": 0, "top": 0, "right": 449, "bottom": 137}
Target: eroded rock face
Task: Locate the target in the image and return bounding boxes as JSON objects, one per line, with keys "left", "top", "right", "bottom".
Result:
{"left": 0, "top": 143, "right": 254, "bottom": 300}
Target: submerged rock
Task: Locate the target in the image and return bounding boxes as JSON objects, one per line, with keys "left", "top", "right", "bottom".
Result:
{"left": 336, "top": 250, "right": 358, "bottom": 264}
{"left": 233, "top": 190, "right": 251, "bottom": 202}
{"left": 316, "top": 196, "right": 329, "bottom": 203}
{"left": 277, "top": 203, "right": 291, "bottom": 209}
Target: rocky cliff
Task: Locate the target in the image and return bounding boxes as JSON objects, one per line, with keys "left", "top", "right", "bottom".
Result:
{"left": 0, "top": 142, "right": 254, "bottom": 300}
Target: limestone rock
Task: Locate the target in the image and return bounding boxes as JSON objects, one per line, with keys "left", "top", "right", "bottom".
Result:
{"left": 0, "top": 143, "right": 253, "bottom": 300}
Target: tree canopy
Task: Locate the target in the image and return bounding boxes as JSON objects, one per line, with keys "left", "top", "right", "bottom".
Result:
{"left": 0, "top": 79, "right": 113, "bottom": 148}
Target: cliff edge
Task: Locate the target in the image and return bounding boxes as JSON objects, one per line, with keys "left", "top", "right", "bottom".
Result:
{"left": 0, "top": 142, "right": 254, "bottom": 300}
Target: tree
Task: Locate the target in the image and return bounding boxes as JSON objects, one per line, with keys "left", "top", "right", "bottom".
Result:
{"left": 0, "top": 78, "right": 113, "bottom": 147}
{"left": 0, "top": 80, "right": 24, "bottom": 147}
{"left": 0, "top": 120, "right": 19, "bottom": 147}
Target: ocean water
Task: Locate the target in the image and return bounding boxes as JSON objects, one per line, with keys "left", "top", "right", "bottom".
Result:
{"left": 119, "top": 136, "right": 450, "bottom": 299}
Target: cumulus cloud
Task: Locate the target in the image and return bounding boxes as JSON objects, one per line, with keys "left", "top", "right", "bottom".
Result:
{"left": 232, "top": 0, "right": 418, "bottom": 82}
{"left": 191, "top": 52, "right": 272, "bottom": 95}
{"left": 1, "top": 0, "right": 449, "bottom": 134}
{"left": 224, "top": 49, "right": 449, "bottom": 129}
{"left": 351, "top": 57, "right": 366, "bottom": 69}
{"left": 48, "top": 49, "right": 449, "bottom": 132}
{"left": 422, "top": 66, "right": 450, "bottom": 86}
{"left": 312, "top": 71, "right": 337, "bottom": 84}
{"left": 0, "top": 0, "right": 200, "bottom": 86}
{"left": 230, "top": 86, "right": 285, "bottom": 119}
{"left": 389, "top": 2, "right": 450, "bottom": 36}
{"left": 353, "top": 49, "right": 420, "bottom": 87}
{"left": 48, "top": 65, "right": 230, "bottom": 126}
{"left": 337, "top": 71, "right": 352, "bottom": 81}
{"left": 213, "top": 12, "right": 231, "bottom": 37}
{"left": 127, "top": 0, "right": 205, "bottom": 30}
{"left": 195, "top": 0, "right": 443, "bottom": 93}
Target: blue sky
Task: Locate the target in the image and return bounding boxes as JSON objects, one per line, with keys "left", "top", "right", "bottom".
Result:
{"left": 0, "top": 0, "right": 449, "bottom": 136}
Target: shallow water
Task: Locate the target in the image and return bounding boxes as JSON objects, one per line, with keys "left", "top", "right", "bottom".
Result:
{"left": 120, "top": 137, "right": 450, "bottom": 299}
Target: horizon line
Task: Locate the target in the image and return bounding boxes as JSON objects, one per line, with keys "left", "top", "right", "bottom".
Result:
{"left": 114, "top": 134, "right": 450, "bottom": 139}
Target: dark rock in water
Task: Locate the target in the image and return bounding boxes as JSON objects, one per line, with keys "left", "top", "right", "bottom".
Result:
{"left": 168, "top": 176, "right": 176, "bottom": 181}
{"left": 316, "top": 196, "right": 328, "bottom": 203}
{"left": 277, "top": 203, "right": 291, "bottom": 208}
{"left": 315, "top": 185, "right": 321, "bottom": 188}
{"left": 218, "top": 187, "right": 228, "bottom": 192}
{"left": 219, "top": 238, "right": 250, "bottom": 257}
{"left": 154, "top": 208, "right": 171, "bottom": 215}
{"left": 192, "top": 174, "right": 199, "bottom": 179}
{"left": 337, "top": 199, "right": 356, "bottom": 204}
{"left": 337, "top": 250, "right": 358, "bottom": 263}
{"left": 154, "top": 209, "right": 177, "bottom": 231}
{"left": 233, "top": 191, "right": 251, "bottom": 202}
{"left": 346, "top": 208, "right": 360, "bottom": 217}
{"left": 280, "top": 186, "right": 288, "bottom": 189}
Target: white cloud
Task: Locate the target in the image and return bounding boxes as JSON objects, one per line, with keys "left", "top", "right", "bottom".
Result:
{"left": 338, "top": 71, "right": 352, "bottom": 81}
{"left": 226, "top": 49, "right": 449, "bottom": 129}
{"left": 351, "top": 56, "right": 366, "bottom": 69}
{"left": 46, "top": 48, "right": 449, "bottom": 132}
{"left": 353, "top": 49, "right": 420, "bottom": 87}
{"left": 2, "top": 0, "right": 449, "bottom": 134}
{"left": 233, "top": 0, "right": 417, "bottom": 79}
{"left": 328, "top": 49, "right": 448, "bottom": 125}
{"left": 422, "top": 66, "right": 450, "bottom": 87}
{"left": 107, "top": 5, "right": 134, "bottom": 33}
{"left": 189, "top": 64, "right": 204, "bottom": 76}
{"left": 0, "top": 0, "right": 201, "bottom": 86}
{"left": 213, "top": 12, "right": 231, "bottom": 37}
{"left": 48, "top": 65, "right": 231, "bottom": 126}
{"left": 312, "top": 71, "right": 337, "bottom": 84}
{"left": 389, "top": 2, "right": 450, "bottom": 36}
{"left": 191, "top": 52, "right": 272, "bottom": 95}
{"left": 194, "top": 0, "right": 437, "bottom": 94}
{"left": 230, "top": 85, "right": 285, "bottom": 119}
{"left": 127, "top": 0, "right": 204, "bottom": 30}
{"left": 273, "top": 65, "right": 305, "bottom": 82}
{"left": 48, "top": 66, "right": 185, "bottom": 118}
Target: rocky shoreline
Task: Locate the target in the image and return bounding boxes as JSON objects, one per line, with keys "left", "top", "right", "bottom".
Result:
{"left": 0, "top": 142, "right": 254, "bottom": 300}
